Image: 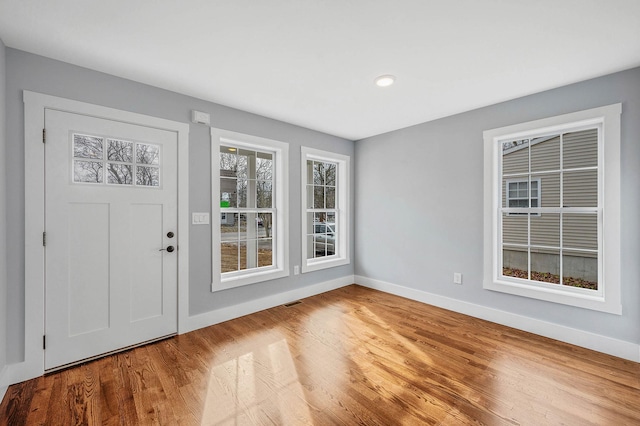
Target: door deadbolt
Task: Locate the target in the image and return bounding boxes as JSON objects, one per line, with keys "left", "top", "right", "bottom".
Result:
{"left": 167, "top": 231, "right": 175, "bottom": 238}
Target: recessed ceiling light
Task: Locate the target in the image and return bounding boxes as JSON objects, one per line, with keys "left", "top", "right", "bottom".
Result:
{"left": 374, "top": 75, "right": 396, "bottom": 87}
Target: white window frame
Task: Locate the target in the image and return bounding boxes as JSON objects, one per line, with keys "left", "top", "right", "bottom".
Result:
{"left": 211, "top": 128, "right": 289, "bottom": 291}
{"left": 483, "top": 104, "right": 621, "bottom": 314}
{"left": 301, "top": 147, "right": 350, "bottom": 273}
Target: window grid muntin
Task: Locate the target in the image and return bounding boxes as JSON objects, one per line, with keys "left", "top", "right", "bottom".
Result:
{"left": 71, "top": 132, "right": 161, "bottom": 187}
{"left": 499, "top": 125, "right": 600, "bottom": 291}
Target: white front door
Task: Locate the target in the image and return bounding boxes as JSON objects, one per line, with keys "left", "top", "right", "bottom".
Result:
{"left": 44, "top": 109, "right": 178, "bottom": 370}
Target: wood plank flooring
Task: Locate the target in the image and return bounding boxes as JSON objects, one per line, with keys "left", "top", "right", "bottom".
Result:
{"left": 1, "top": 285, "right": 639, "bottom": 425}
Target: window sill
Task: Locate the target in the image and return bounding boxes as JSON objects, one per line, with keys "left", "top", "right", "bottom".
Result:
{"left": 483, "top": 278, "right": 621, "bottom": 315}
{"left": 302, "top": 256, "right": 350, "bottom": 274}
{"left": 212, "top": 267, "right": 289, "bottom": 292}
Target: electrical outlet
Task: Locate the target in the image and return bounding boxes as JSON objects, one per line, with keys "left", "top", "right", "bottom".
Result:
{"left": 294, "top": 265, "right": 300, "bottom": 275}
{"left": 453, "top": 272, "right": 462, "bottom": 284}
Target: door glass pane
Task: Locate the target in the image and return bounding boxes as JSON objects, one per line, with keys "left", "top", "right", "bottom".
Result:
{"left": 107, "top": 164, "right": 133, "bottom": 185}
{"left": 73, "top": 134, "right": 103, "bottom": 159}
{"left": 136, "top": 166, "right": 159, "bottom": 186}
{"left": 136, "top": 143, "right": 160, "bottom": 165}
{"left": 73, "top": 160, "right": 103, "bottom": 183}
{"left": 107, "top": 139, "right": 133, "bottom": 162}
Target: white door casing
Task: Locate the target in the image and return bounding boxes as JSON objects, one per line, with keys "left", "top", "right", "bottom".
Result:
{"left": 44, "top": 110, "right": 178, "bottom": 370}
{"left": 19, "top": 92, "right": 190, "bottom": 382}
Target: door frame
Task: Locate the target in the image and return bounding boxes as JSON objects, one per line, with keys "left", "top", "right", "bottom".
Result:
{"left": 19, "top": 91, "right": 190, "bottom": 382}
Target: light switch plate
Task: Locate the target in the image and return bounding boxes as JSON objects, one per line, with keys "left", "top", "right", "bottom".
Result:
{"left": 192, "top": 212, "right": 210, "bottom": 225}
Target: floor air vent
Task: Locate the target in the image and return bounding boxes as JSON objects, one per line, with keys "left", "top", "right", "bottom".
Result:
{"left": 283, "top": 300, "right": 302, "bottom": 307}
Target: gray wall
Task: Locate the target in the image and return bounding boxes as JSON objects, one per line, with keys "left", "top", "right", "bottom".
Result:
{"left": 355, "top": 67, "right": 640, "bottom": 345}
{"left": 5, "top": 49, "right": 355, "bottom": 364}
{"left": 0, "top": 37, "right": 7, "bottom": 379}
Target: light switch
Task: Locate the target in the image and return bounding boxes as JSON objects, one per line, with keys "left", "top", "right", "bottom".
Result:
{"left": 192, "top": 212, "right": 210, "bottom": 225}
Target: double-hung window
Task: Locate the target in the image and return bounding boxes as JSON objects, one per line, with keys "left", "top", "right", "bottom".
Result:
{"left": 483, "top": 104, "right": 621, "bottom": 314}
{"left": 301, "top": 147, "right": 350, "bottom": 273}
{"left": 212, "top": 128, "right": 289, "bottom": 291}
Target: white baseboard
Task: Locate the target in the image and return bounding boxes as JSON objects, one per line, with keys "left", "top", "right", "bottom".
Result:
{"left": 355, "top": 275, "right": 640, "bottom": 362}
{"left": 181, "top": 275, "right": 354, "bottom": 334}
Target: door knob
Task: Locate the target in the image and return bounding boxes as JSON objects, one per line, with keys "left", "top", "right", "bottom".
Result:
{"left": 159, "top": 246, "right": 175, "bottom": 252}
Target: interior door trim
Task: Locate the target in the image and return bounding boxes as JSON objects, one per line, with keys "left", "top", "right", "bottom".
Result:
{"left": 19, "top": 91, "right": 190, "bottom": 383}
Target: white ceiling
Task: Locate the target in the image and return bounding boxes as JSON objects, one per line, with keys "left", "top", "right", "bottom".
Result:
{"left": 1, "top": 1, "right": 639, "bottom": 140}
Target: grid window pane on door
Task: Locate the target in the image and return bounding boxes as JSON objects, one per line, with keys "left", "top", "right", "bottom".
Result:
{"left": 72, "top": 133, "right": 160, "bottom": 187}
{"left": 219, "top": 145, "right": 275, "bottom": 275}
{"left": 306, "top": 160, "right": 337, "bottom": 259}
{"left": 500, "top": 128, "right": 599, "bottom": 290}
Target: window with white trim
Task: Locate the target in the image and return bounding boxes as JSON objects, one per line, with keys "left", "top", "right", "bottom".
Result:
{"left": 211, "top": 129, "right": 289, "bottom": 291}
{"left": 483, "top": 104, "right": 621, "bottom": 314}
{"left": 301, "top": 147, "right": 350, "bottom": 273}
{"left": 505, "top": 178, "right": 540, "bottom": 216}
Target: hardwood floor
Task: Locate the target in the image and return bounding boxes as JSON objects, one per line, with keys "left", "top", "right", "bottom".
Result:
{"left": 1, "top": 285, "right": 639, "bottom": 425}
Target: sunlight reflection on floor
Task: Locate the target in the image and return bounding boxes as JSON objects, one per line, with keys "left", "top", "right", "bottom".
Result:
{"left": 201, "top": 338, "right": 313, "bottom": 425}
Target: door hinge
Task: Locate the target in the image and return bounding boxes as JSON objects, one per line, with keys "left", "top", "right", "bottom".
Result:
{"left": 43, "top": 335, "right": 46, "bottom": 350}
{"left": 42, "top": 128, "right": 46, "bottom": 143}
{"left": 43, "top": 232, "right": 46, "bottom": 247}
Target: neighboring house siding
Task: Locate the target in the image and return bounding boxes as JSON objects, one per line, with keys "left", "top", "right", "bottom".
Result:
{"left": 502, "top": 130, "right": 598, "bottom": 280}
